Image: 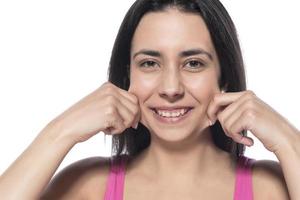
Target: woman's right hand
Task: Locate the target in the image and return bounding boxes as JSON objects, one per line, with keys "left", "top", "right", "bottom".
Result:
{"left": 47, "top": 81, "right": 141, "bottom": 144}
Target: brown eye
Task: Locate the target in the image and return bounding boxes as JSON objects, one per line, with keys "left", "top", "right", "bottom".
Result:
{"left": 139, "top": 61, "right": 158, "bottom": 68}
{"left": 185, "top": 60, "right": 205, "bottom": 71}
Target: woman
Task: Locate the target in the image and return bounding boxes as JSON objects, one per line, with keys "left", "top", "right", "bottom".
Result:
{"left": 0, "top": 0, "right": 299, "bottom": 199}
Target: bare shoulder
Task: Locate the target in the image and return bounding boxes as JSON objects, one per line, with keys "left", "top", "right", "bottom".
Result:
{"left": 40, "top": 156, "right": 111, "bottom": 200}
{"left": 252, "top": 159, "right": 290, "bottom": 200}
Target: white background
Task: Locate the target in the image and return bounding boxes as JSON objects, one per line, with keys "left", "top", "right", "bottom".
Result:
{"left": 0, "top": 1, "right": 299, "bottom": 176}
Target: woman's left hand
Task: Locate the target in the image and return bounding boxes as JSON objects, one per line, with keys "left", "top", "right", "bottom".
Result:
{"left": 207, "top": 90, "right": 299, "bottom": 154}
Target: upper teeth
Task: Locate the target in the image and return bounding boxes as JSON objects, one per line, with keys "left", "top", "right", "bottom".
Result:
{"left": 156, "top": 108, "right": 188, "bottom": 117}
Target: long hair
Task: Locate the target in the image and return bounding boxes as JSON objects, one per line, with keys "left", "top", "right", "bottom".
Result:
{"left": 107, "top": 0, "right": 247, "bottom": 163}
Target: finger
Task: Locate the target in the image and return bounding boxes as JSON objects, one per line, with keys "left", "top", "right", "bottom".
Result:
{"left": 116, "top": 94, "right": 140, "bottom": 129}
{"left": 120, "top": 86, "right": 139, "bottom": 105}
{"left": 217, "top": 93, "right": 254, "bottom": 131}
{"left": 119, "top": 83, "right": 141, "bottom": 129}
{"left": 103, "top": 110, "right": 126, "bottom": 135}
{"left": 117, "top": 93, "right": 139, "bottom": 117}
{"left": 221, "top": 117, "right": 255, "bottom": 147}
{"left": 132, "top": 105, "right": 141, "bottom": 129}
{"left": 218, "top": 91, "right": 257, "bottom": 134}
{"left": 106, "top": 82, "right": 139, "bottom": 106}
{"left": 104, "top": 89, "right": 140, "bottom": 129}
{"left": 218, "top": 107, "right": 254, "bottom": 147}
{"left": 207, "top": 91, "right": 246, "bottom": 124}
{"left": 216, "top": 94, "right": 255, "bottom": 146}
{"left": 232, "top": 133, "right": 254, "bottom": 147}
{"left": 116, "top": 100, "right": 138, "bottom": 129}
{"left": 241, "top": 135, "right": 254, "bottom": 146}
{"left": 229, "top": 112, "right": 255, "bottom": 146}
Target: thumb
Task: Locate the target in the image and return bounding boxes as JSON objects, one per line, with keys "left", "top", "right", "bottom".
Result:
{"left": 128, "top": 84, "right": 132, "bottom": 93}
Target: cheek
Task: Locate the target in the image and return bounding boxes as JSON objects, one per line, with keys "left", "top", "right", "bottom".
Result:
{"left": 183, "top": 71, "right": 219, "bottom": 103}
{"left": 128, "top": 69, "right": 158, "bottom": 100}
{"left": 129, "top": 70, "right": 159, "bottom": 127}
{"left": 129, "top": 67, "right": 221, "bottom": 103}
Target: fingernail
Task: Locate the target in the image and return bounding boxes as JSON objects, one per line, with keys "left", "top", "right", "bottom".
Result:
{"left": 134, "top": 122, "right": 139, "bottom": 129}
{"left": 209, "top": 120, "right": 213, "bottom": 126}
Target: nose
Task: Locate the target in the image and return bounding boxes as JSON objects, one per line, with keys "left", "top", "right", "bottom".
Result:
{"left": 158, "top": 68, "right": 184, "bottom": 102}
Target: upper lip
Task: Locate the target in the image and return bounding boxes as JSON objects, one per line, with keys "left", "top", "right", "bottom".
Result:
{"left": 150, "top": 106, "right": 194, "bottom": 111}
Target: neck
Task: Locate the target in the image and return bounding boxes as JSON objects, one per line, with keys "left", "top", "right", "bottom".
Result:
{"left": 129, "top": 128, "right": 235, "bottom": 183}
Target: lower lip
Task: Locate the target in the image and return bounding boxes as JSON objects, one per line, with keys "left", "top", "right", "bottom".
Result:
{"left": 151, "top": 109, "right": 193, "bottom": 124}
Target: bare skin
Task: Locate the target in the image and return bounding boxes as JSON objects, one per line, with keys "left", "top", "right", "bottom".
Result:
{"left": 0, "top": 7, "right": 292, "bottom": 200}
{"left": 38, "top": 154, "right": 288, "bottom": 200}
{"left": 43, "top": 8, "right": 289, "bottom": 200}
{"left": 0, "top": 82, "right": 140, "bottom": 199}
{"left": 127, "top": 7, "right": 231, "bottom": 184}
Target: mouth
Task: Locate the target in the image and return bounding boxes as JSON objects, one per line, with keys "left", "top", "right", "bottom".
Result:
{"left": 149, "top": 106, "right": 194, "bottom": 124}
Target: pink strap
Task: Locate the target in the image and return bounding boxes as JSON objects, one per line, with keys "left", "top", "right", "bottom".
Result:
{"left": 233, "top": 156, "right": 255, "bottom": 200}
{"left": 104, "top": 155, "right": 255, "bottom": 200}
{"left": 103, "top": 156, "right": 126, "bottom": 200}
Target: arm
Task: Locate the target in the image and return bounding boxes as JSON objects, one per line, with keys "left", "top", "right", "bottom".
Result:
{"left": 206, "top": 91, "right": 300, "bottom": 199}
{"left": 274, "top": 130, "right": 300, "bottom": 200}
{"left": 0, "top": 82, "right": 140, "bottom": 199}
{"left": 40, "top": 156, "right": 111, "bottom": 200}
{"left": 0, "top": 121, "right": 76, "bottom": 200}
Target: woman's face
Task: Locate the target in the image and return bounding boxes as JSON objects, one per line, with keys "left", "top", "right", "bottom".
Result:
{"left": 129, "top": 8, "right": 221, "bottom": 142}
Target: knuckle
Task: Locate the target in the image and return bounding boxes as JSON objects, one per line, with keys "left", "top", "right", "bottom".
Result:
{"left": 243, "top": 109, "right": 257, "bottom": 121}
{"left": 123, "top": 120, "right": 132, "bottom": 128}
{"left": 104, "top": 118, "right": 115, "bottom": 129}
{"left": 228, "top": 126, "right": 234, "bottom": 136}
{"left": 245, "top": 90, "right": 256, "bottom": 97}
{"left": 244, "top": 99, "right": 255, "bottom": 109}
{"left": 233, "top": 134, "right": 243, "bottom": 143}
{"left": 127, "top": 93, "right": 138, "bottom": 104}
{"left": 119, "top": 119, "right": 131, "bottom": 127}
{"left": 105, "top": 105, "right": 117, "bottom": 116}
{"left": 104, "top": 85, "right": 115, "bottom": 94}
{"left": 105, "top": 94, "right": 117, "bottom": 104}
{"left": 102, "top": 113, "right": 125, "bottom": 135}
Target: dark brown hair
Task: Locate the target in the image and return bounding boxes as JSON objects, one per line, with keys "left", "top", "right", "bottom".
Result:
{"left": 107, "top": 0, "right": 247, "bottom": 163}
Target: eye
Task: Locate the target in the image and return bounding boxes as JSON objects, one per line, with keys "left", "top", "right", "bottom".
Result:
{"left": 184, "top": 60, "right": 205, "bottom": 71}
{"left": 139, "top": 60, "right": 158, "bottom": 68}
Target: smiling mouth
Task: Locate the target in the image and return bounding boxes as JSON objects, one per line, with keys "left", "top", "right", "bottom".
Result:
{"left": 152, "top": 108, "right": 192, "bottom": 117}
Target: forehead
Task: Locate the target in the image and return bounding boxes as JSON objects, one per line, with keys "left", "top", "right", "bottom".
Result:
{"left": 131, "top": 8, "right": 215, "bottom": 55}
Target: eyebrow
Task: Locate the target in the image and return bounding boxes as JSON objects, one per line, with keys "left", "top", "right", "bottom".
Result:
{"left": 132, "top": 48, "right": 213, "bottom": 61}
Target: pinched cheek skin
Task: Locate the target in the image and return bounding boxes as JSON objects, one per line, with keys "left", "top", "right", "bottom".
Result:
{"left": 183, "top": 75, "right": 218, "bottom": 125}
{"left": 128, "top": 73, "right": 159, "bottom": 127}
{"left": 129, "top": 74, "right": 158, "bottom": 100}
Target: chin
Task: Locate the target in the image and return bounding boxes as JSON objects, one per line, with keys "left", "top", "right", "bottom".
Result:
{"left": 145, "top": 119, "right": 208, "bottom": 144}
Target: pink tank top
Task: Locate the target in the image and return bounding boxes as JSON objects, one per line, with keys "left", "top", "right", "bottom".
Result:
{"left": 103, "top": 155, "right": 255, "bottom": 200}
